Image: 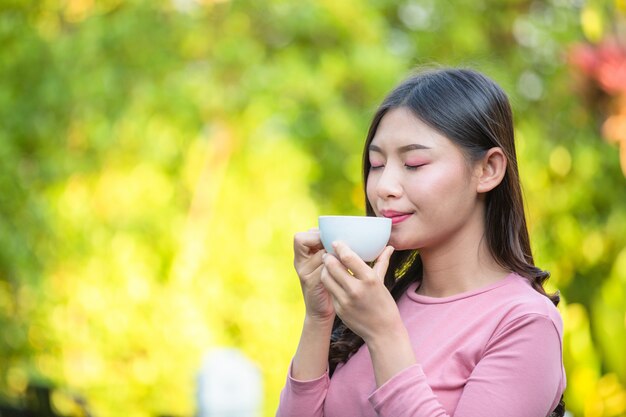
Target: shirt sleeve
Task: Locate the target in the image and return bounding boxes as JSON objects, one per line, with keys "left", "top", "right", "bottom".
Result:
{"left": 276, "top": 360, "right": 330, "bottom": 417}
{"left": 368, "top": 313, "right": 565, "bottom": 417}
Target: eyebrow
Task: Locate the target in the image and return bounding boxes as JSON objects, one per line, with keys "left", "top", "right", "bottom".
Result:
{"left": 368, "top": 143, "right": 431, "bottom": 154}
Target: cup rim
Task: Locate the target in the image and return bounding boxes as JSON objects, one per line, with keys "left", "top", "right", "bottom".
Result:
{"left": 318, "top": 215, "right": 390, "bottom": 221}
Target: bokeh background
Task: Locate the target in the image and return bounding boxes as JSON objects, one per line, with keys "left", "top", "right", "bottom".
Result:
{"left": 1, "top": 0, "right": 626, "bottom": 416}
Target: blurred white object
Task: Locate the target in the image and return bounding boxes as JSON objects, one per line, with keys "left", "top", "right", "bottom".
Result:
{"left": 197, "top": 348, "right": 263, "bottom": 417}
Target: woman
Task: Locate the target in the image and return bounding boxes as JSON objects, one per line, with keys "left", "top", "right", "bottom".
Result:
{"left": 277, "top": 68, "right": 566, "bottom": 417}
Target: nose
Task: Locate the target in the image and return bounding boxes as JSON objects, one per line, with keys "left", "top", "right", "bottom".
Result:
{"left": 375, "top": 165, "right": 403, "bottom": 200}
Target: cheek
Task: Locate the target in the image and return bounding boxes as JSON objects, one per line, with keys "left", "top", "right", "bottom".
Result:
{"left": 365, "top": 178, "right": 377, "bottom": 205}
{"left": 408, "top": 166, "right": 469, "bottom": 204}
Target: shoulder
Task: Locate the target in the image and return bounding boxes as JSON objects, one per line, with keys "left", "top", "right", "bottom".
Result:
{"left": 494, "top": 274, "right": 563, "bottom": 337}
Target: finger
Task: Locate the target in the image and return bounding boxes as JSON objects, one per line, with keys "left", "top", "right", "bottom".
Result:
{"left": 320, "top": 263, "right": 346, "bottom": 302}
{"left": 295, "top": 230, "right": 322, "bottom": 247}
{"left": 294, "top": 231, "right": 324, "bottom": 254}
{"left": 373, "top": 246, "right": 395, "bottom": 281}
{"left": 323, "top": 253, "right": 354, "bottom": 293}
{"left": 310, "top": 247, "right": 326, "bottom": 264}
{"left": 331, "top": 241, "right": 370, "bottom": 279}
{"left": 299, "top": 249, "right": 327, "bottom": 278}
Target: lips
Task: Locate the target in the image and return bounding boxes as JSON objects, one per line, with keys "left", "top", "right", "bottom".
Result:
{"left": 381, "top": 210, "right": 413, "bottom": 225}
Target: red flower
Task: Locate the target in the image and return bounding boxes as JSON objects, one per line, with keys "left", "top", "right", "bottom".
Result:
{"left": 570, "top": 39, "right": 626, "bottom": 95}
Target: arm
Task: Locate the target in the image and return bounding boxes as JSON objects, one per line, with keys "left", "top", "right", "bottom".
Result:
{"left": 321, "top": 242, "right": 417, "bottom": 387}
{"left": 369, "top": 313, "right": 565, "bottom": 417}
{"left": 276, "top": 230, "right": 335, "bottom": 417}
{"left": 366, "top": 320, "right": 416, "bottom": 388}
{"left": 292, "top": 316, "right": 334, "bottom": 380}
{"left": 276, "top": 318, "right": 333, "bottom": 417}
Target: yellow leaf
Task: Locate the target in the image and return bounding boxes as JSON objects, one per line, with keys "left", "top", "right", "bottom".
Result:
{"left": 581, "top": 5, "right": 604, "bottom": 42}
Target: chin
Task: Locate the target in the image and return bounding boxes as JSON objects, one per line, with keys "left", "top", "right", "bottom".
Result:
{"left": 388, "top": 237, "right": 419, "bottom": 252}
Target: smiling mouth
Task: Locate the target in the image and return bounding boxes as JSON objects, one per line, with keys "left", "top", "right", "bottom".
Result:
{"left": 389, "top": 214, "right": 411, "bottom": 224}
{"left": 381, "top": 210, "right": 412, "bottom": 225}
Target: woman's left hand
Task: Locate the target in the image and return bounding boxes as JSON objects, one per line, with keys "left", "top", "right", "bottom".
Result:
{"left": 320, "top": 241, "right": 400, "bottom": 343}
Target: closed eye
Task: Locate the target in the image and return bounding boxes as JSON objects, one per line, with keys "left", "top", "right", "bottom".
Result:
{"left": 370, "top": 165, "right": 384, "bottom": 170}
{"left": 405, "top": 164, "right": 425, "bottom": 170}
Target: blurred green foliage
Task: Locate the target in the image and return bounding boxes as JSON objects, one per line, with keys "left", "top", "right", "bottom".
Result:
{"left": 1, "top": 0, "right": 625, "bottom": 416}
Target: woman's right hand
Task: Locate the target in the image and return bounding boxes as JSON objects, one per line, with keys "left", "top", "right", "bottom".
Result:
{"left": 293, "top": 228, "right": 335, "bottom": 322}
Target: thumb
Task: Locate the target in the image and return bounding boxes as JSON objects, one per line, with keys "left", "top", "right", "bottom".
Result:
{"left": 373, "top": 246, "right": 395, "bottom": 281}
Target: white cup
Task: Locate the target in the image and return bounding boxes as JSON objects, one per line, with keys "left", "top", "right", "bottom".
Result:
{"left": 318, "top": 215, "right": 392, "bottom": 262}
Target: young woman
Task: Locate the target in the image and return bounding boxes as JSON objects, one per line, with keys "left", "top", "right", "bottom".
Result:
{"left": 277, "top": 68, "right": 566, "bottom": 417}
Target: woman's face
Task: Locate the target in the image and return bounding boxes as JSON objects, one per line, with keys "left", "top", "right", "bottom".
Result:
{"left": 366, "top": 107, "right": 483, "bottom": 251}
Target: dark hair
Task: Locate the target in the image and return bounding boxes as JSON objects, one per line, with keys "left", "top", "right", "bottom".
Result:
{"left": 328, "top": 68, "right": 564, "bottom": 415}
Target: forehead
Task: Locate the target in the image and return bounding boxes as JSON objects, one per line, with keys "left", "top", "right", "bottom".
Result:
{"left": 370, "top": 107, "right": 449, "bottom": 150}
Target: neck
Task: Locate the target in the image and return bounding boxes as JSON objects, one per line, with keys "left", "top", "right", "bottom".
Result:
{"left": 416, "top": 210, "right": 510, "bottom": 298}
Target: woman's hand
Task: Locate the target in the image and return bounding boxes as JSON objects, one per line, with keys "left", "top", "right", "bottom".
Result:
{"left": 293, "top": 229, "right": 335, "bottom": 323}
{"left": 320, "top": 242, "right": 399, "bottom": 343}
{"left": 321, "top": 242, "right": 416, "bottom": 387}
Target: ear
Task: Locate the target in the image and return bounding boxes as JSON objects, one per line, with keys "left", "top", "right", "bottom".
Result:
{"left": 475, "top": 147, "right": 507, "bottom": 193}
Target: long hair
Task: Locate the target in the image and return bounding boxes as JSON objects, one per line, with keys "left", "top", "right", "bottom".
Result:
{"left": 328, "top": 67, "right": 564, "bottom": 414}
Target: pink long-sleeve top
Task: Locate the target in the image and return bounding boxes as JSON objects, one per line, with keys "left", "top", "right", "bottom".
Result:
{"left": 277, "top": 273, "right": 566, "bottom": 417}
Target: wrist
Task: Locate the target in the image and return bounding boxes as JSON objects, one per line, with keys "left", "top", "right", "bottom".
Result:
{"left": 365, "top": 322, "right": 416, "bottom": 387}
{"left": 292, "top": 314, "right": 335, "bottom": 381}
{"left": 304, "top": 313, "right": 335, "bottom": 329}
{"left": 364, "top": 320, "right": 408, "bottom": 350}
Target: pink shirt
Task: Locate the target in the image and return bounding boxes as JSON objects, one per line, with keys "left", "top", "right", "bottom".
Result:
{"left": 277, "top": 273, "right": 566, "bottom": 417}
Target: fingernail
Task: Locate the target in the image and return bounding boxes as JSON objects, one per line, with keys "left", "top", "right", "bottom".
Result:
{"left": 332, "top": 241, "right": 338, "bottom": 249}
